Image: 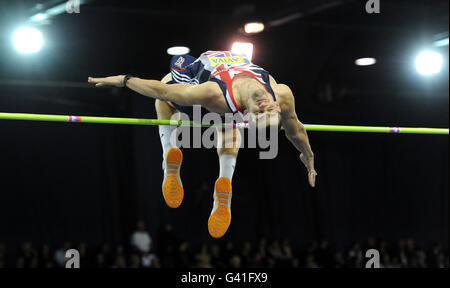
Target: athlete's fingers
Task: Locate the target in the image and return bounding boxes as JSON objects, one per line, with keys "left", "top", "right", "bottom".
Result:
{"left": 309, "top": 170, "right": 317, "bottom": 187}
{"left": 90, "top": 77, "right": 116, "bottom": 84}
{"left": 88, "top": 77, "right": 105, "bottom": 83}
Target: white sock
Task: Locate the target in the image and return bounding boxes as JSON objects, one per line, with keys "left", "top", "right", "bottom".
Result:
{"left": 219, "top": 154, "right": 237, "bottom": 182}
{"left": 159, "top": 125, "right": 177, "bottom": 160}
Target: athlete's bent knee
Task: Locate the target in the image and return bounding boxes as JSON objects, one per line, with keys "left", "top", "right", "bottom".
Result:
{"left": 218, "top": 148, "right": 239, "bottom": 157}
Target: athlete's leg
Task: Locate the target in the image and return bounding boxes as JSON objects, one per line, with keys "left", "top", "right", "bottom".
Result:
{"left": 217, "top": 128, "right": 240, "bottom": 180}
{"left": 156, "top": 75, "right": 185, "bottom": 208}
{"left": 156, "top": 99, "right": 179, "bottom": 160}
{"left": 208, "top": 128, "right": 241, "bottom": 238}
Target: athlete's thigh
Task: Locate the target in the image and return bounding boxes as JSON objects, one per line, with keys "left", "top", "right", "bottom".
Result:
{"left": 217, "top": 127, "right": 241, "bottom": 152}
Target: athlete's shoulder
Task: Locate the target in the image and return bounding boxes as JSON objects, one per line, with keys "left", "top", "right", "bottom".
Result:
{"left": 273, "top": 83, "right": 295, "bottom": 113}
{"left": 273, "top": 83, "right": 293, "bottom": 98}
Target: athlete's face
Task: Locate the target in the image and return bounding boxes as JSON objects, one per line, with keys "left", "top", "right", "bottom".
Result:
{"left": 244, "top": 94, "right": 281, "bottom": 128}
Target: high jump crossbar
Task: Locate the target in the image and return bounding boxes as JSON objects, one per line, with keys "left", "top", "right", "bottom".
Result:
{"left": 0, "top": 112, "right": 448, "bottom": 135}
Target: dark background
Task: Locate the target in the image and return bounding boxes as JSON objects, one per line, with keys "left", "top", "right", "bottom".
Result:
{"left": 0, "top": 0, "right": 448, "bottom": 259}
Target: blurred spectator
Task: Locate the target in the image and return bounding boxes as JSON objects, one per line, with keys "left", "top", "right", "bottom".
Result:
{"left": 99, "top": 242, "right": 113, "bottom": 266}
{"left": 16, "top": 257, "right": 25, "bottom": 268}
{"left": 153, "top": 256, "right": 162, "bottom": 268}
{"left": 290, "top": 257, "right": 300, "bottom": 268}
{"left": 130, "top": 220, "right": 152, "bottom": 254}
{"left": 257, "top": 238, "right": 268, "bottom": 259}
{"left": 19, "top": 242, "right": 37, "bottom": 268}
{"left": 436, "top": 253, "right": 447, "bottom": 268}
{"left": 175, "top": 241, "right": 192, "bottom": 268}
{"left": 306, "top": 240, "right": 318, "bottom": 255}
{"left": 305, "top": 254, "right": 319, "bottom": 268}
{"left": 54, "top": 241, "right": 72, "bottom": 268}
{"left": 281, "top": 239, "right": 293, "bottom": 259}
{"left": 389, "top": 255, "right": 402, "bottom": 268}
{"left": 278, "top": 240, "right": 294, "bottom": 267}
{"left": 29, "top": 257, "right": 39, "bottom": 268}
{"left": 240, "top": 241, "right": 253, "bottom": 267}
{"left": 380, "top": 254, "right": 390, "bottom": 268}
{"left": 316, "top": 240, "right": 333, "bottom": 267}
{"left": 158, "top": 224, "right": 177, "bottom": 267}
{"left": 141, "top": 252, "right": 158, "bottom": 268}
{"left": 334, "top": 251, "right": 346, "bottom": 268}
{"left": 196, "top": 254, "right": 213, "bottom": 268}
{"left": 128, "top": 254, "right": 141, "bottom": 268}
{"left": 194, "top": 244, "right": 212, "bottom": 268}
{"left": 39, "top": 244, "right": 54, "bottom": 268}
{"left": 229, "top": 254, "right": 242, "bottom": 268}
{"left": 267, "top": 240, "right": 283, "bottom": 264}
{"left": 210, "top": 244, "right": 224, "bottom": 268}
{"left": 248, "top": 252, "right": 264, "bottom": 267}
{"left": 429, "top": 243, "right": 442, "bottom": 267}
{"left": 348, "top": 242, "right": 363, "bottom": 267}
{"left": 113, "top": 255, "right": 126, "bottom": 268}
{"left": 379, "top": 240, "right": 389, "bottom": 255}
{"left": 93, "top": 253, "right": 105, "bottom": 268}
{"left": 78, "top": 242, "right": 88, "bottom": 265}
{"left": 112, "top": 245, "right": 127, "bottom": 268}
{"left": 396, "top": 239, "right": 408, "bottom": 267}
{"left": 410, "top": 250, "right": 427, "bottom": 268}
{"left": 1, "top": 236, "right": 448, "bottom": 268}
{"left": 223, "top": 240, "right": 236, "bottom": 259}
{"left": 141, "top": 240, "right": 159, "bottom": 268}
{"left": 353, "top": 252, "right": 364, "bottom": 268}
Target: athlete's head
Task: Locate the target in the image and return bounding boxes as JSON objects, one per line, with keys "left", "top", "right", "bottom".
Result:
{"left": 243, "top": 89, "right": 281, "bottom": 129}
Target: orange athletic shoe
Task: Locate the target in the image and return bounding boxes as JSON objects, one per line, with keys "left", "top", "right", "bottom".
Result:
{"left": 162, "top": 147, "right": 184, "bottom": 208}
{"left": 208, "top": 177, "right": 232, "bottom": 238}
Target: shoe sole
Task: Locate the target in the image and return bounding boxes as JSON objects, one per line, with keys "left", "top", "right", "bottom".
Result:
{"left": 208, "top": 177, "right": 232, "bottom": 238}
{"left": 162, "top": 147, "right": 183, "bottom": 208}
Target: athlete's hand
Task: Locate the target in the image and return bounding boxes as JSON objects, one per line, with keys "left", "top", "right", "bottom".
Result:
{"left": 300, "top": 153, "right": 317, "bottom": 187}
{"left": 88, "top": 75, "right": 125, "bottom": 87}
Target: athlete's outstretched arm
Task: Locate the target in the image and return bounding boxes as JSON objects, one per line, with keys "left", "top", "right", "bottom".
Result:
{"left": 278, "top": 84, "right": 317, "bottom": 187}
{"left": 87, "top": 75, "right": 217, "bottom": 107}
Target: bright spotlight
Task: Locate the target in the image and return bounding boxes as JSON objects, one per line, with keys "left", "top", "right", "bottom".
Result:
{"left": 13, "top": 27, "right": 43, "bottom": 53}
{"left": 415, "top": 50, "right": 443, "bottom": 75}
{"left": 30, "top": 13, "right": 48, "bottom": 22}
{"left": 167, "top": 46, "right": 190, "bottom": 56}
{"left": 355, "top": 57, "right": 376, "bottom": 66}
{"left": 244, "top": 22, "right": 264, "bottom": 34}
{"left": 231, "top": 42, "right": 253, "bottom": 61}
{"left": 433, "top": 38, "right": 449, "bottom": 47}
